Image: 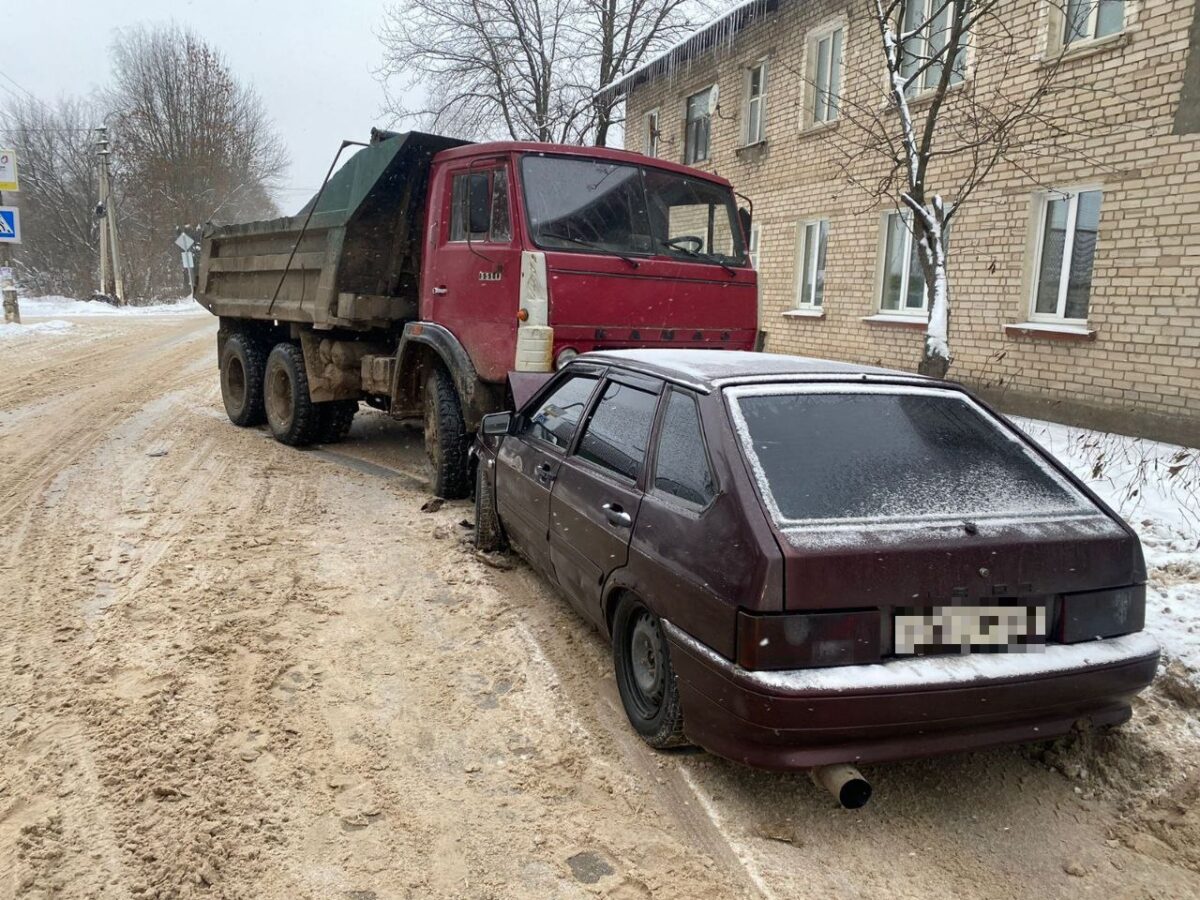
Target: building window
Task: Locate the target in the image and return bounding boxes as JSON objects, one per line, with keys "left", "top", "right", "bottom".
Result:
{"left": 748, "top": 223, "right": 761, "bottom": 269}
{"left": 685, "top": 87, "right": 713, "bottom": 164}
{"left": 900, "top": 0, "right": 968, "bottom": 95}
{"left": 808, "top": 26, "right": 843, "bottom": 125}
{"left": 1064, "top": 0, "right": 1124, "bottom": 46}
{"left": 643, "top": 109, "right": 660, "bottom": 157}
{"left": 1031, "top": 189, "right": 1102, "bottom": 322}
{"left": 879, "top": 211, "right": 927, "bottom": 314}
{"left": 796, "top": 219, "right": 829, "bottom": 308}
{"left": 744, "top": 62, "right": 767, "bottom": 145}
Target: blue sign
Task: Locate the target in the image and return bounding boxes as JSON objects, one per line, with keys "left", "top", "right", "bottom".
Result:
{"left": 0, "top": 207, "right": 19, "bottom": 243}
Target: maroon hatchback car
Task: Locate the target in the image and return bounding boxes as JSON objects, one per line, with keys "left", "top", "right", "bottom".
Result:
{"left": 472, "top": 350, "right": 1159, "bottom": 784}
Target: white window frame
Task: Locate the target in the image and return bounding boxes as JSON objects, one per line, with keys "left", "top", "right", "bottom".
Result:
{"left": 1059, "top": 0, "right": 1126, "bottom": 48}
{"left": 806, "top": 22, "right": 844, "bottom": 127}
{"left": 878, "top": 210, "right": 927, "bottom": 316}
{"left": 742, "top": 60, "right": 768, "bottom": 145}
{"left": 795, "top": 218, "right": 829, "bottom": 309}
{"left": 1028, "top": 186, "right": 1103, "bottom": 325}
{"left": 900, "top": 0, "right": 969, "bottom": 96}
{"left": 643, "top": 108, "right": 660, "bottom": 157}
{"left": 748, "top": 222, "right": 762, "bottom": 270}
{"left": 684, "top": 86, "right": 714, "bottom": 164}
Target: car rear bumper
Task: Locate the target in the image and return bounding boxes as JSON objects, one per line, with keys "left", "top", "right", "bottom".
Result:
{"left": 662, "top": 621, "right": 1160, "bottom": 770}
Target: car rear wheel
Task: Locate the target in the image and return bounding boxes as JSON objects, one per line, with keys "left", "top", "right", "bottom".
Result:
{"left": 474, "top": 458, "right": 507, "bottom": 552}
{"left": 423, "top": 365, "right": 470, "bottom": 499}
{"left": 264, "top": 343, "right": 319, "bottom": 446}
{"left": 220, "top": 333, "right": 267, "bottom": 427}
{"left": 612, "top": 594, "right": 688, "bottom": 749}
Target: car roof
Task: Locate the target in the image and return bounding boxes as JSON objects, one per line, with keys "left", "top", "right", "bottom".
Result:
{"left": 577, "top": 349, "right": 927, "bottom": 392}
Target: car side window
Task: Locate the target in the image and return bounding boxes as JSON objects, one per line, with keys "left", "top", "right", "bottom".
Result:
{"left": 576, "top": 380, "right": 659, "bottom": 481}
{"left": 653, "top": 390, "right": 716, "bottom": 507}
{"left": 523, "top": 375, "right": 598, "bottom": 449}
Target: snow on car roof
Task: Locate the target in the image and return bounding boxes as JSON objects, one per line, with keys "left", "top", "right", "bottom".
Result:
{"left": 581, "top": 349, "right": 917, "bottom": 389}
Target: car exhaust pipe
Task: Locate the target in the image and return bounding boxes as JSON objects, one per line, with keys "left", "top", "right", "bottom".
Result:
{"left": 811, "top": 764, "right": 872, "bottom": 809}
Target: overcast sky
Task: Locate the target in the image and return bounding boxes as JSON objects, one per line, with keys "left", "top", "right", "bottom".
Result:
{"left": 7, "top": 0, "right": 402, "bottom": 213}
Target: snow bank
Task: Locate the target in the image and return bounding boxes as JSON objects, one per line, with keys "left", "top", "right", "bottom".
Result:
{"left": 19, "top": 295, "right": 205, "bottom": 317}
{"left": 0, "top": 319, "right": 75, "bottom": 340}
{"left": 1015, "top": 417, "right": 1200, "bottom": 682}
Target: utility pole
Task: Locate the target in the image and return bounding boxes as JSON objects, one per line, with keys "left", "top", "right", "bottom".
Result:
{"left": 0, "top": 189, "right": 17, "bottom": 325}
{"left": 95, "top": 127, "right": 125, "bottom": 304}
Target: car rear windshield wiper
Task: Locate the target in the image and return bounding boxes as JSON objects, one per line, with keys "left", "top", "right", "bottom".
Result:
{"left": 540, "top": 232, "right": 640, "bottom": 269}
{"left": 659, "top": 241, "right": 737, "bottom": 276}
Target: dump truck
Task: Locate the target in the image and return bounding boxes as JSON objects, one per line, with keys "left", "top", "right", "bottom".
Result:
{"left": 197, "top": 129, "right": 758, "bottom": 498}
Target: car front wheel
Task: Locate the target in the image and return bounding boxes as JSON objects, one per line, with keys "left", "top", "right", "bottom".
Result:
{"left": 612, "top": 594, "right": 688, "bottom": 749}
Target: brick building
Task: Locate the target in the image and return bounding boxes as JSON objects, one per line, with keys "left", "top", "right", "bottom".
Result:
{"left": 601, "top": 0, "right": 1200, "bottom": 445}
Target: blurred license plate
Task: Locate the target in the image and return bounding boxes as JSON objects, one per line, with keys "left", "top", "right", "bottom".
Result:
{"left": 894, "top": 605, "right": 1046, "bottom": 655}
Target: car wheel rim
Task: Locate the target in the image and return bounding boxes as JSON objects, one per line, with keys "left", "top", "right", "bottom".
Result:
{"left": 628, "top": 611, "right": 665, "bottom": 717}
{"left": 266, "top": 366, "right": 292, "bottom": 429}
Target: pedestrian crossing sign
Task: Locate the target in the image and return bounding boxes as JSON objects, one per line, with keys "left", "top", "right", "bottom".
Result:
{"left": 0, "top": 207, "right": 19, "bottom": 243}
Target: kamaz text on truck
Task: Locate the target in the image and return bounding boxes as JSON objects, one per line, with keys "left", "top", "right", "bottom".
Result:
{"left": 196, "top": 130, "right": 758, "bottom": 497}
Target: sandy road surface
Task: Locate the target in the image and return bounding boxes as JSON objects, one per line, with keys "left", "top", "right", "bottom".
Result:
{"left": 1, "top": 313, "right": 1199, "bottom": 900}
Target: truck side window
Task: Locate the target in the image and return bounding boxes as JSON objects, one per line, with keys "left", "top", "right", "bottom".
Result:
{"left": 576, "top": 381, "right": 658, "bottom": 481}
{"left": 653, "top": 390, "right": 716, "bottom": 507}
{"left": 525, "top": 375, "right": 598, "bottom": 449}
{"left": 450, "top": 169, "right": 510, "bottom": 243}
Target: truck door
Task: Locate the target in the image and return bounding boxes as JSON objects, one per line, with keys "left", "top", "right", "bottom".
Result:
{"left": 425, "top": 159, "right": 521, "bottom": 384}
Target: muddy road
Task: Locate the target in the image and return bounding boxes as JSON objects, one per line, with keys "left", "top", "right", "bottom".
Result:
{"left": 1, "top": 313, "right": 1198, "bottom": 899}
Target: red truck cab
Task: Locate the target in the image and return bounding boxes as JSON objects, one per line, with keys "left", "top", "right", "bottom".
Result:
{"left": 421, "top": 143, "right": 758, "bottom": 382}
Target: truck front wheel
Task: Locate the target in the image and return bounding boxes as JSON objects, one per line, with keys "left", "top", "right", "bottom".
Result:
{"left": 423, "top": 365, "right": 470, "bottom": 499}
{"left": 220, "top": 333, "right": 267, "bottom": 427}
{"left": 264, "top": 343, "right": 319, "bottom": 446}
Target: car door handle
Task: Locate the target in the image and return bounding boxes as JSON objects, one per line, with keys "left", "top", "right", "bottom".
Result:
{"left": 432, "top": 286, "right": 449, "bottom": 295}
{"left": 602, "top": 502, "right": 632, "bottom": 528}
{"left": 535, "top": 462, "right": 555, "bottom": 484}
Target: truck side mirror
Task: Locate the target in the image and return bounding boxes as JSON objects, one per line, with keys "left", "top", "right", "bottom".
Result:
{"left": 468, "top": 173, "right": 491, "bottom": 236}
{"left": 738, "top": 206, "right": 752, "bottom": 242}
{"left": 481, "top": 411, "right": 513, "bottom": 436}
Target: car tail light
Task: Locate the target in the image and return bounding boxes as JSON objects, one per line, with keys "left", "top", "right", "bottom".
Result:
{"left": 736, "top": 610, "right": 881, "bottom": 671}
{"left": 1056, "top": 585, "right": 1145, "bottom": 643}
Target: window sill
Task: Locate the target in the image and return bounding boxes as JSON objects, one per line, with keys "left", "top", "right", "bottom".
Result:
{"left": 783, "top": 308, "right": 825, "bottom": 319}
{"left": 862, "top": 313, "right": 925, "bottom": 330}
{"left": 799, "top": 118, "right": 839, "bottom": 137}
{"left": 735, "top": 140, "right": 769, "bottom": 161}
{"left": 1004, "top": 322, "right": 1096, "bottom": 342}
{"left": 1039, "top": 31, "right": 1129, "bottom": 67}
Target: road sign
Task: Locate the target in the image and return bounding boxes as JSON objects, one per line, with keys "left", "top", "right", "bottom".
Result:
{"left": 175, "top": 232, "right": 196, "bottom": 252}
{"left": 181, "top": 250, "right": 195, "bottom": 269}
{"left": 0, "top": 207, "right": 20, "bottom": 243}
{"left": 0, "top": 151, "right": 17, "bottom": 192}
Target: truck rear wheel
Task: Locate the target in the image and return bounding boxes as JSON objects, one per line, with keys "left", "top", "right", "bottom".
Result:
{"left": 423, "top": 365, "right": 470, "bottom": 499}
{"left": 220, "top": 333, "right": 267, "bottom": 427}
{"left": 264, "top": 343, "right": 319, "bottom": 446}
{"left": 314, "top": 399, "right": 358, "bottom": 444}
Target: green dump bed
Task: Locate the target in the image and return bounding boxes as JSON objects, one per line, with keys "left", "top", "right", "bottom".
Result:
{"left": 196, "top": 130, "right": 468, "bottom": 331}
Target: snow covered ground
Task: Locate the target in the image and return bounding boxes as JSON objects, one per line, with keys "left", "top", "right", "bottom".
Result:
{"left": 1016, "top": 417, "right": 1200, "bottom": 682}
{"left": 19, "top": 295, "right": 204, "bottom": 317}
{"left": 0, "top": 319, "right": 75, "bottom": 340}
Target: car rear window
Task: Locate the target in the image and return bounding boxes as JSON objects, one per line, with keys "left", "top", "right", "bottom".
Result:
{"left": 727, "top": 385, "right": 1091, "bottom": 526}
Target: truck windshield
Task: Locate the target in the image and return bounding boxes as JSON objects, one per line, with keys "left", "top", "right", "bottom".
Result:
{"left": 520, "top": 155, "right": 746, "bottom": 266}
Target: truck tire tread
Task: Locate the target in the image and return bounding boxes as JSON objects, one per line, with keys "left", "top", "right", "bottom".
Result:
{"left": 264, "top": 342, "right": 319, "bottom": 446}
{"left": 220, "top": 333, "right": 267, "bottom": 427}
{"left": 424, "top": 365, "right": 470, "bottom": 499}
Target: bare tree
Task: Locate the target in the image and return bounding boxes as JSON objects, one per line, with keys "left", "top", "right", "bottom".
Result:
{"left": 0, "top": 96, "right": 103, "bottom": 298}
{"left": 378, "top": 0, "right": 714, "bottom": 145}
{"left": 812, "top": 1, "right": 1118, "bottom": 378}
{"left": 108, "top": 24, "right": 289, "bottom": 297}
